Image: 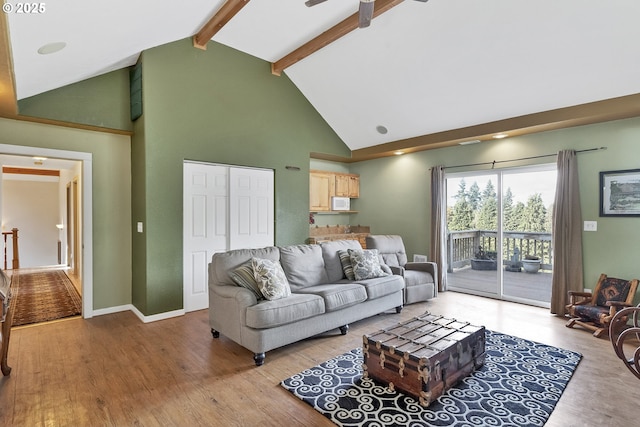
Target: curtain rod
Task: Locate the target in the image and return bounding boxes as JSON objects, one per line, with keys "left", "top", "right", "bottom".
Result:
{"left": 442, "top": 146, "right": 607, "bottom": 170}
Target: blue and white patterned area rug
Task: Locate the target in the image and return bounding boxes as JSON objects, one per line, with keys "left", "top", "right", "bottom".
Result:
{"left": 281, "top": 331, "right": 581, "bottom": 427}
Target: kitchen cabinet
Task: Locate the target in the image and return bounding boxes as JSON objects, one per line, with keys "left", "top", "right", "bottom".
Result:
{"left": 310, "top": 171, "right": 333, "bottom": 211}
{"left": 310, "top": 170, "right": 359, "bottom": 211}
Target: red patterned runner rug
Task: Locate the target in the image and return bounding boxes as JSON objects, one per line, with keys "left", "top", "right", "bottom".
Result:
{"left": 10, "top": 270, "right": 82, "bottom": 327}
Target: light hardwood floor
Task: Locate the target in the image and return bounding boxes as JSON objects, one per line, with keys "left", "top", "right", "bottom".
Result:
{"left": 1, "top": 292, "right": 639, "bottom": 426}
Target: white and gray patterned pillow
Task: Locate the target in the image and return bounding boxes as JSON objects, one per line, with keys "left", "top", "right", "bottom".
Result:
{"left": 348, "top": 249, "right": 390, "bottom": 281}
{"left": 251, "top": 257, "right": 291, "bottom": 300}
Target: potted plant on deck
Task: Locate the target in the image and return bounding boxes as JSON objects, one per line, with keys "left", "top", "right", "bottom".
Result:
{"left": 521, "top": 254, "right": 541, "bottom": 273}
{"left": 471, "top": 246, "right": 498, "bottom": 270}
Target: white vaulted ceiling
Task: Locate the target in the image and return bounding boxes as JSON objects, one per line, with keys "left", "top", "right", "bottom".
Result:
{"left": 4, "top": 0, "right": 640, "bottom": 155}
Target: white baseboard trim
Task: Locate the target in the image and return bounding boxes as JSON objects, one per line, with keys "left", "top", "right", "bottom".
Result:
{"left": 130, "top": 305, "right": 186, "bottom": 323}
{"left": 91, "top": 304, "right": 133, "bottom": 317}
{"left": 91, "top": 304, "right": 185, "bottom": 323}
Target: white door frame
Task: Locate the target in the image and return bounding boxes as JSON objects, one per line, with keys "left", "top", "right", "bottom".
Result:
{"left": 0, "top": 144, "right": 93, "bottom": 318}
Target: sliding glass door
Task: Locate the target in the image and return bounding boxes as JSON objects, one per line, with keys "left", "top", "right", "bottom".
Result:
{"left": 446, "top": 165, "right": 557, "bottom": 307}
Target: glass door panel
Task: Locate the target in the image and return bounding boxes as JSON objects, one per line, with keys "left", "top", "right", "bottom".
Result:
{"left": 502, "top": 169, "right": 556, "bottom": 305}
{"left": 446, "top": 173, "right": 499, "bottom": 297}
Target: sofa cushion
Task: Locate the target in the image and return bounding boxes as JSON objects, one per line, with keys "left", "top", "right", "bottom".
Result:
{"left": 212, "top": 246, "right": 280, "bottom": 286}
{"left": 295, "top": 283, "right": 367, "bottom": 312}
{"left": 349, "top": 249, "right": 390, "bottom": 281}
{"left": 229, "top": 260, "right": 263, "bottom": 300}
{"left": 246, "top": 294, "right": 325, "bottom": 329}
{"left": 320, "top": 240, "right": 363, "bottom": 282}
{"left": 251, "top": 258, "right": 291, "bottom": 301}
{"left": 279, "top": 244, "right": 328, "bottom": 290}
{"left": 355, "top": 275, "right": 405, "bottom": 300}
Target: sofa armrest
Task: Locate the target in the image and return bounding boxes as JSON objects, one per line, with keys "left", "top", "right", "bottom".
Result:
{"left": 209, "top": 284, "right": 259, "bottom": 345}
{"left": 211, "top": 284, "right": 258, "bottom": 307}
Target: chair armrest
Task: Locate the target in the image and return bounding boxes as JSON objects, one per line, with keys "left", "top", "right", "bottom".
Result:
{"left": 606, "top": 300, "right": 633, "bottom": 316}
{"left": 405, "top": 262, "right": 439, "bottom": 296}
{"left": 389, "top": 266, "right": 404, "bottom": 277}
{"left": 567, "top": 291, "right": 592, "bottom": 305}
{"left": 405, "top": 261, "right": 437, "bottom": 276}
{"left": 567, "top": 291, "right": 592, "bottom": 298}
{"left": 606, "top": 301, "right": 632, "bottom": 307}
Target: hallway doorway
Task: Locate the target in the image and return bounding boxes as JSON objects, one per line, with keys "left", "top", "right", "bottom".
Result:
{"left": 0, "top": 144, "right": 93, "bottom": 319}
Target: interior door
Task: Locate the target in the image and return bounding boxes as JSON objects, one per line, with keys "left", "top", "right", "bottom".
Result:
{"left": 183, "top": 162, "right": 228, "bottom": 312}
{"left": 229, "top": 167, "right": 274, "bottom": 249}
{"left": 183, "top": 163, "right": 275, "bottom": 312}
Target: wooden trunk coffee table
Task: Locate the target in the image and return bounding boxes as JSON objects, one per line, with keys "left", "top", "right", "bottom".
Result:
{"left": 363, "top": 312, "right": 485, "bottom": 407}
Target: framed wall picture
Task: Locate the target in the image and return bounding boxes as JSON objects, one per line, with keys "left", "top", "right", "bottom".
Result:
{"left": 600, "top": 168, "right": 640, "bottom": 217}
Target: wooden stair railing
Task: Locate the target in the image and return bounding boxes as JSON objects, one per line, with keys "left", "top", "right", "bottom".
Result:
{"left": 2, "top": 228, "right": 19, "bottom": 270}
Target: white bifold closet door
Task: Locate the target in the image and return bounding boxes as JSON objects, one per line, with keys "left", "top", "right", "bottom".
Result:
{"left": 183, "top": 162, "right": 274, "bottom": 312}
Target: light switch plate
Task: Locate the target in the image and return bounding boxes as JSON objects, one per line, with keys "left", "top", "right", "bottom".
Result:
{"left": 583, "top": 221, "right": 597, "bottom": 231}
{"left": 137, "top": 222, "right": 143, "bottom": 233}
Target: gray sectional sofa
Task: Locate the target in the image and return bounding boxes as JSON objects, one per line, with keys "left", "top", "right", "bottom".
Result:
{"left": 208, "top": 239, "right": 405, "bottom": 365}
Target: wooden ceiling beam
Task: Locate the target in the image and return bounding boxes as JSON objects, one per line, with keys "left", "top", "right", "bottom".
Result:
{"left": 193, "top": 0, "right": 251, "bottom": 50}
{"left": 0, "top": 12, "right": 18, "bottom": 118}
{"left": 344, "top": 93, "right": 640, "bottom": 162}
{"left": 271, "top": 0, "right": 404, "bottom": 76}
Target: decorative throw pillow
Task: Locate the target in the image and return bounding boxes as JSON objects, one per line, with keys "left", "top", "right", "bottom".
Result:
{"left": 338, "top": 249, "right": 356, "bottom": 280}
{"left": 251, "top": 257, "right": 291, "bottom": 300}
{"left": 348, "top": 249, "right": 390, "bottom": 281}
{"left": 229, "top": 260, "right": 263, "bottom": 300}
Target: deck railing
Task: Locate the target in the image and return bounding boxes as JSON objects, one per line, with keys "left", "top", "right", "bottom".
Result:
{"left": 447, "top": 229, "right": 552, "bottom": 272}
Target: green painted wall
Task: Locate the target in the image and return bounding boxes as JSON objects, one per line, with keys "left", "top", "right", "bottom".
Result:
{"left": 0, "top": 117, "right": 132, "bottom": 310}
{"left": 132, "top": 39, "right": 350, "bottom": 315}
{"left": 350, "top": 117, "right": 640, "bottom": 302}
{"left": 17, "top": 69, "right": 133, "bottom": 132}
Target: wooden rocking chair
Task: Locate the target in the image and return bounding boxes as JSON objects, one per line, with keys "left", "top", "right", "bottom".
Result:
{"left": 565, "top": 273, "right": 639, "bottom": 338}
{"left": 610, "top": 304, "right": 640, "bottom": 380}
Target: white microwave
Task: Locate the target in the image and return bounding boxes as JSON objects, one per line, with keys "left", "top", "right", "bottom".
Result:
{"left": 331, "top": 196, "right": 350, "bottom": 211}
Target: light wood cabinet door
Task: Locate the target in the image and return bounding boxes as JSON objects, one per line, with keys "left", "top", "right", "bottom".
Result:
{"left": 348, "top": 175, "right": 359, "bottom": 198}
{"left": 310, "top": 172, "right": 333, "bottom": 211}
{"left": 334, "top": 174, "right": 350, "bottom": 197}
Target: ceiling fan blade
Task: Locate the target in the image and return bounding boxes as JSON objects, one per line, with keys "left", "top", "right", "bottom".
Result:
{"left": 305, "top": 0, "right": 329, "bottom": 6}
{"left": 359, "top": 0, "right": 375, "bottom": 28}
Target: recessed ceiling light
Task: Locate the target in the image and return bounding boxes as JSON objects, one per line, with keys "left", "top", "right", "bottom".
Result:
{"left": 493, "top": 133, "right": 508, "bottom": 139}
{"left": 376, "top": 125, "right": 388, "bottom": 135}
{"left": 37, "top": 42, "right": 67, "bottom": 55}
{"left": 459, "top": 140, "right": 481, "bottom": 146}
{"left": 393, "top": 151, "right": 404, "bottom": 156}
